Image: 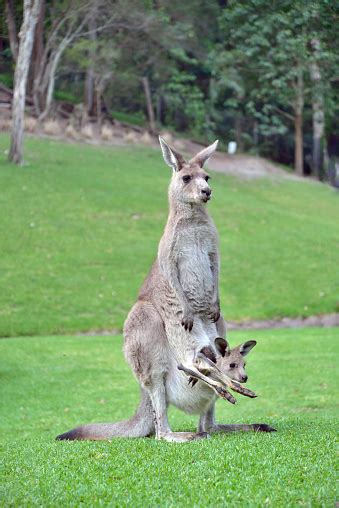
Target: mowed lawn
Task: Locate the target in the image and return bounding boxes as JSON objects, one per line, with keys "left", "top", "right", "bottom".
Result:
{"left": 0, "top": 328, "right": 337, "bottom": 506}
{"left": 0, "top": 134, "right": 338, "bottom": 337}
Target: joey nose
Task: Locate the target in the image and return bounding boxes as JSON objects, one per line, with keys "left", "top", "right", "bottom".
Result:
{"left": 242, "top": 375, "right": 248, "bottom": 383}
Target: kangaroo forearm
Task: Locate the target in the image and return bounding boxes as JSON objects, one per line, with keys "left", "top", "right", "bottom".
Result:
{"left": 159, "top": 258, "right": 191, "bottom": 311}
{"left": 209, "top": 251, "right": 220, "bottom": 302}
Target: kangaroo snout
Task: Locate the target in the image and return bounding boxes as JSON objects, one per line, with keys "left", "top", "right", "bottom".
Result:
{"left": 241, "top": 375, "right": 248, "bottom": 383}
{"left": 201, "top": 188, "right": 212, "bottom": 201}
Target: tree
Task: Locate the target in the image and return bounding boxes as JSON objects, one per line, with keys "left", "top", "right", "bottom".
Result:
{"left": 309, "top": 38, "right": 325, "bottom": 179}
{"left": 214, "top": 0, "right": 339, "bottom": 177}
{"left": 307, "top": 2, "right": 338, "bottom": 180}
{"left": 216, "top": 1, "right": 312, "bottom": 175}
{"left": 32, "top": 1, "right": 92, "bottom": 120}
{"left": 5, "top": 0, "right": 19, "bottom": 62}
{"left": 9, "top": 0, "right": 41, "bottom": 164}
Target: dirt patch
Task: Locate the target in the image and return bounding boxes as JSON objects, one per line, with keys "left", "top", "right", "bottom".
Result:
{"left": 227, "top": 313, "right": 339, "bottom": 330}
{"left": 184, "top": 139, "right": 298, "bottom": 180}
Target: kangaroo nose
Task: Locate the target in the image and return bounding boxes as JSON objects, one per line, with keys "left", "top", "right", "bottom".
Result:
{"left": 242, "top": 375, "right": 248, "bottom": 383}
{"left": 201, "top": 188, "right": 211, "bottom": 197}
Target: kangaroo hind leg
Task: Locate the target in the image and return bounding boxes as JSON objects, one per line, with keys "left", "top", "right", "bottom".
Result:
{"left": 198, "top": 403, "right": 277, "bottom": 434}
{"left": 124, "top": 302, "right": 209, "bottom": 442}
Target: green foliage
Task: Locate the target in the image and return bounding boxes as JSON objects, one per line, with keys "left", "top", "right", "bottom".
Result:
{"left": 111, "top": 110, "right": 146, "bottom": 126}
{"left": 162, "top": 70, "right": 206, "bottom": 135}
{"left": 0, "top": 135, "right": 338, "bottom": 337}
{"left": 66, "top": 38, "right": 120, "bottom": 78}
{"left": 53, "top": 89, "right": 78, "bottom": 104}
{"left": 212, "top": 0, "right": 338, "bottom": 141}
{"left": 0, "top": 72, "right": 13, "bottom": 88}
{"left": 0, "top": 328, "right": 337, "bottom": 506}
{"left": 3, "top": 0, "right": 337, "bottom": 169}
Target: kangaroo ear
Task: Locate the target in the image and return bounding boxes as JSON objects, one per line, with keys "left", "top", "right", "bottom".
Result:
{"left": 159, "top": 136, "right": 185, "bottom": 172}
{"left": 189, "top": 140, "right": 218, "bottom": 168}
{"left": 214, "top": 337, "right": 229, "bottom": 357}
{"left": 239, "top": 340, "right": 257, "bottom": 357}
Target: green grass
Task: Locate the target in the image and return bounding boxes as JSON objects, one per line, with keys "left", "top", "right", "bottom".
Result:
{"left": 0, "top": 134, "right": 338, "bottom": 337}
{"left": 0, "top": 328, "right": 337, "bottom": 506}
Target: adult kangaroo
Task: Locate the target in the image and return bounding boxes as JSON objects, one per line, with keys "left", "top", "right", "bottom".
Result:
{"left": 57, "top": 138, "right": 275, "bottom": 442}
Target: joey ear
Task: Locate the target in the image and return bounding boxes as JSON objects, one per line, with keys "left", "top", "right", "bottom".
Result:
{"left": 159, "top": 136, "right": 185, "bottom": 172}
{"left": 189, "top": 140, "right": 218, "bottom": 168}
{"left": 214, "top": 337, "right": 229, "bottom": 357}
{"left": 239, "top": 340, "right": 257, "bottom": 357}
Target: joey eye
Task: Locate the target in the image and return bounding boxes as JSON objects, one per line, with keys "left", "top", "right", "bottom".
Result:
{"left": 182, "top": 175, "right": 191, "bottom": 183}
{"left": 204, "top": 176, "right": 210, "bottom": 182}
{"left": 229, "top": 363, "right": 237, "bottom": 369}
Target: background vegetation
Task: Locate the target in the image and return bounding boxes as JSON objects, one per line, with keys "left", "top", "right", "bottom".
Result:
{"left": 1, "top": 0, "right": 338, "bottom": 176}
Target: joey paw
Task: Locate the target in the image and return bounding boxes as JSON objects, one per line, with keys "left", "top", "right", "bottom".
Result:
{"left": 188, "top": 376, "right": 198, "bottom": 387}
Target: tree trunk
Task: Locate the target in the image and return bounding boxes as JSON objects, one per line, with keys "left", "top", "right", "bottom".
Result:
{"left": 253, "top": 120, "right": 259, "bottom": 148}
{"left": 37, "top": 15, "right": 89, "bottom": 120}
{"left": 85, "top": 67, "right": 95, "bottom": 116}
{"left": 142, "top": 76, "right": 156, "bottom": 133}
{"left": 38, "top": 37, "right": 69, "bottom": 121}
{"left": 96, "top": 87, "right": 102, "bottom": 127}
{"left": 293, "top": 68, "right": 304, "bottom": 176}
{"left": 28, "top": 0, "right": 45, "bottom": 95}
{"left": 309, "top": 38, "right": 325, "bottom": 180}
{"left": 9, "top": 0, "right": 42, "bottom": 165}
{"left": 234, "top": 113, "right": 244, "bottom": 152}
{"left": 294, "top": 113, "right": 303, "bottom": 176}
{"left": 5, "top": 0, "right": 19, "bottom": 63}
{"left": 84, "top": 10, "right": 97, "bottom": 117}
{"left": 155, "top": 93, "right": 163, "bottom": 125}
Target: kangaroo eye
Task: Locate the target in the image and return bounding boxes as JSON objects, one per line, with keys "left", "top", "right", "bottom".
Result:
{"left": 204, "top": 176, "right": 210, "bottom": 182}
{"left": 229, "top": 363, "right": 237, "bottom": 369}
{"left": 182, "top": 175, "right": 191, "bottom": 183}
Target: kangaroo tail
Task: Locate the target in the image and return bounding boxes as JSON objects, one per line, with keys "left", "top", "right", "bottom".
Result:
{"left": 56, "top": 389, "right": 154, "bottom": 441}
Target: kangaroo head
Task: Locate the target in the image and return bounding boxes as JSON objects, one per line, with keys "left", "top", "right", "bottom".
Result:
{"left": 214, "top": 337, "right": 257, "bottom": 384}
{"left": 159, "top": 136, "right": 218, "bottom": 205}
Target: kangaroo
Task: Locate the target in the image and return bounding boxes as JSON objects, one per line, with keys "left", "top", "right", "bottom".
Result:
{"left": 57, "top": 138, "right": 275, "bottom": 442}
{"left": 57, "top": 337, "right": 275, "bottom": 442}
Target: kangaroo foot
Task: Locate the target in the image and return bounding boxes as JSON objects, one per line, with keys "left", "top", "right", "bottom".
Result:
{"left": 251, "top": 423, "right": 277, "bottom": 432}
{"left": 178, "top": 364, "right": 236, "bottom": 404}
{"left": 158, "top": 431, "right": 210, "bottom": 442}
{"left": 210, "top": 423, "right": 277, "bottom": 433}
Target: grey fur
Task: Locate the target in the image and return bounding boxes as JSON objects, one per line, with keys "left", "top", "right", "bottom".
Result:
{"left": 56, "top": 139, "right": 276, "bottom": 442}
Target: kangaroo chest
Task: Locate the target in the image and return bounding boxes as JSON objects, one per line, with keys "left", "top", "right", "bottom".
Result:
{"left": 176, "top": 224, "right": 217, "bottom": 309}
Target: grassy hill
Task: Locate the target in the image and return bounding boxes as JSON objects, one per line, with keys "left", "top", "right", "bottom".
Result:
{"left": 0, "top": 134, "right": 338, "bottom": 337}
